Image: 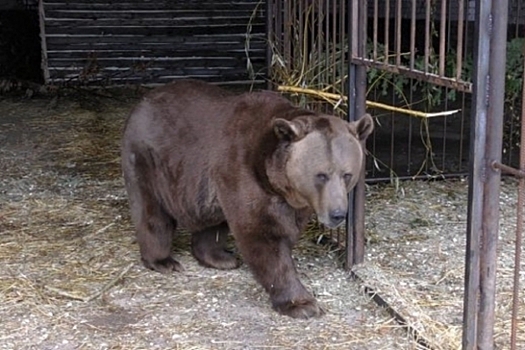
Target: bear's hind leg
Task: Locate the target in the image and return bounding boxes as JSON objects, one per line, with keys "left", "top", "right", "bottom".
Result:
{"left": 191, "top": 224, "right": 240, "bottom": 270}
{"left": 137, "top": 206, "right": 183, "bottom": 274}
{"left": 124, "top": 151, "right": 183, "bottom": 274}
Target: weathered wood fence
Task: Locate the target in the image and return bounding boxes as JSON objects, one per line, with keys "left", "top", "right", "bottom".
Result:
{"left": 39, "top": 0, "right": 266, "bottom": 86}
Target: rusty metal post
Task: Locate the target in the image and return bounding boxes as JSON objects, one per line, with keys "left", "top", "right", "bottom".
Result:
{"left": 478, "top": 0, "right": 508, "bottom": 346}
{"left": 463, "top": 0, "right": 508, "bottom": 349}
{"left": 346, "top": 0, "right": 368, "bottom": 269}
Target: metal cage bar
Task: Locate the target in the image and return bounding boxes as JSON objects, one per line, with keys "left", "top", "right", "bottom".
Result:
{"left": 463, "top": 0, "right": 508, "bottom": 348}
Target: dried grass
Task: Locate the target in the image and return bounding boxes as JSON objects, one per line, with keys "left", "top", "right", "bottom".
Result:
{"left": 355, "top": 179, "right": 525, "bottom": 350}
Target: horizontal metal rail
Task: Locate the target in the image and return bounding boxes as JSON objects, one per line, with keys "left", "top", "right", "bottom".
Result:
{"left": 351, "top": 57, "right": 473, "bottom": 93}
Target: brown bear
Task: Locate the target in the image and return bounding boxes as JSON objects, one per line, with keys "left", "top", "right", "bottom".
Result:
{"left": 121, "top": 80, "right": 373, "bottom": 319}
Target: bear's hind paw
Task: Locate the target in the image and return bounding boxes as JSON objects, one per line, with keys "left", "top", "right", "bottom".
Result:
{"left": 274, "top": 299, "right": 325, "bottom": 319}
{"left": 193, "top": 249, "right": 241, "bottom": 270}
{"left": 142, "top": 256, "right": 184, "bottom": 274}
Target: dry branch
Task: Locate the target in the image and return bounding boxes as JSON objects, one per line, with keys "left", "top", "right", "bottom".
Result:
{"left": 44, "top": 263, "right": 134, "bottom": 302}
{"left": 277, "top": 85, "right": 461, "bottom": 118}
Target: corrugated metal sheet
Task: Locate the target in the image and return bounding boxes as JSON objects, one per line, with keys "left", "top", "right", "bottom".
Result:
{"left": 39, "top": 0, "right": 266, "bottom": 86}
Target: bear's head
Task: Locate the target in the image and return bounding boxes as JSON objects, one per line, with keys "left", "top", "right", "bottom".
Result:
{"left": 269, "top": 113, "right": 374, "bottom": 228}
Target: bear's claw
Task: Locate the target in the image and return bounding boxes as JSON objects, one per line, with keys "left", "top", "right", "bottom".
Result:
{"left": 142, "top": 256, "right": 184, "bottom": 274}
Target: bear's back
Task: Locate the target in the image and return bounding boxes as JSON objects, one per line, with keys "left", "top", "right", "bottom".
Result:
{"left": 125, "top": 81, "right": 298, "bottom": 156}
{"left": 122, "top": 80, "right": 300, "bottom": 230}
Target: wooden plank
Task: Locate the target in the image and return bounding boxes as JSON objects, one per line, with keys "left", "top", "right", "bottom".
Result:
{"left": 44, "top": 0, "right": 260, "bottom": 4}
{"left": 39, "top": 0, "right": 50, "bottom": 83}
{"left": 48, "top": 75, "right": 265, "bottom": 87}
{"left": 43, "top": 2, "right": 261, "bottom": 11}
{"left": 44, "top": 24, "right": 265, "bottom": 36}
{"left": 44, "top": 33, "right": 264, "bottom": 45}
{"left": 48, "top": 45, "right": 267, "bottom": 53}
{"left": 45, "top": 15, "right": 255, "bottom": 24}
{"left": 44, "top": 17, "right": 257, "bottom": 28}
{"left": 46, "top": 48, "right": 266, "bottom": 59}
{"left": 47, "top": 67, "right": 258, "bottom": 82}
{"left": 44, "top": 10, "right": 261, "bottom": 20}
{"left": 47, "top": 57, "right": 265, "bottom": 68}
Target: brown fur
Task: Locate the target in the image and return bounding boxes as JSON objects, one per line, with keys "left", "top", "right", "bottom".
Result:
{"left": 121, "top": 80, "right": 374, "bottom": 319}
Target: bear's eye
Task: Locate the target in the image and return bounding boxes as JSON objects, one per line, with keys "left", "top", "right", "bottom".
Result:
{"left": 316, "top": 173, "right": 329, "bottom": 183}
{"left": 343, "top": 173, "right": 353, "bottom": 183}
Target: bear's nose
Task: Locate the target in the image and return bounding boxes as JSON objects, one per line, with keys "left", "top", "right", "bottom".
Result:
{"left": 329, "top": 209, "right": 346, "bottom": 227}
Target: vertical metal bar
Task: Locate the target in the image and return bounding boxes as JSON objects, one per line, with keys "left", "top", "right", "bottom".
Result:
{"left": 265, "top": 0, "right": 274, "bottom": 90}
{"left": 274, "top": 0, "right": 283, "bottom": 71}
{"left": 353, "top": 0, "right": 368, "bottom": 265}
{"left": 510, "top": 39, "right": 525, "bottom": 350}
{"left": 478, "top": 0, "right": 507, "bottom": 346}
{"left": 373, "top": 0, "right": 378, "bottom": 61}
{"left": 395, "top": 0, "right": 402, "bottom": 67}
{"left": 298, "top": 0, "right": 302, "bottom": 76}
{"left": 317, "top": 0, "right": 322, "bottom": 89}
{"left": 288, "top": 0, "right": 293, "bottom": 71}
{"left": 347, "top": 0, "right": 368, "bottom": 268}
{"left": 438, "top": 0, "right": 447, "bottom": 76}
{"left": 325, "top": 0, "right": 330, "bottom": 84}
{"left": 340, "top": 0, "right": 346, "bottom": 95}
{"left": 407, "top": 0, "right": 416, "bottom": 173}
{"left": 442, "top": 3, "right": 452, "bottom": 170}
{"left": 443, "top": 87, "right": 449, "bottom": 170}
{"left": 459, "top": 90, "right": 467, "bottom": 172}
{"left": 458, "top": 3, "right": 470, "bottom": 173}
{"left": 463, "top": 0, "right": 508, "bottom": 348}
{"left": 384, "top": 0, "right": 390, "bottom": 63}
{"left": 410, "top": 0, "right": 416, "bottom": 70}
{"left": 346, "top": 0, "right": 358, "bottom": 270}
{"left": 389, "top": 0, "right": 395, "bottom": 176}
{"left": 331, "top": 0, "right": 337, "bottom": 87}
{"left": 424, "top": 0, "right": 431, "bottom": 73}
{"left": 456, "top": 0, "right": 465, "bottom": 81}
{"left": 462, "top": 0, "right": 491, "bottom": 347}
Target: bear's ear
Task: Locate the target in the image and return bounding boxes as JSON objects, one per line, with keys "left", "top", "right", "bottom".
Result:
{"left": 348, "top": 113, "right": 374, "bottom": 141}
{"left": 273, "top": 118, "right": 309, "bottom": 142}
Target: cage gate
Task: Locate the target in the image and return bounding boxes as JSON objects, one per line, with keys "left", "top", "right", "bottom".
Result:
{"left": 267, "top": 1, "right": 522, "bottom": 349}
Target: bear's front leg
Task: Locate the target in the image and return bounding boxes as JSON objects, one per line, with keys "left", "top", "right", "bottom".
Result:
{"left": 235, "top": 231, "right": 324, "bottom": 319}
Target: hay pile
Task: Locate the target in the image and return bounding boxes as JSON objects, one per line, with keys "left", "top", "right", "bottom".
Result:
{"left": 0, "top": 91, "right": 417, "bottom": 349}
{"left": 355, "top": 179, "right": 525, "bottom": 349}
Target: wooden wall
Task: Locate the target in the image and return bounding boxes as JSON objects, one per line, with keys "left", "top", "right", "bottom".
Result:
{"left": 39, "top": 0, "right": 266, "bottom": 86}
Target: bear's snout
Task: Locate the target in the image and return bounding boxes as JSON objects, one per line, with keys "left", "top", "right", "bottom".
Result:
{"left": 327, "top": 208, "right": 346, "bottom": 228}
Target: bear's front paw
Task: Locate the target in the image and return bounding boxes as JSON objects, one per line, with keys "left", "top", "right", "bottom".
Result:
{"left": 142, "top": 256, "right": 184, "bottom": 274}
{"left": 273, "top": 298, "right": 325, "bottom": 319}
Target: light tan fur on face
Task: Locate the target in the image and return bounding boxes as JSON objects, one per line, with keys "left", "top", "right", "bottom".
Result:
{"left": 285, "top": 129, "right": 364, "bottom": 227}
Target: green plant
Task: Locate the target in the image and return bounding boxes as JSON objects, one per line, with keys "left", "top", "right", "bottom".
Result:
{"left": 503, "top": 37, "right": 525, "bottom": 154}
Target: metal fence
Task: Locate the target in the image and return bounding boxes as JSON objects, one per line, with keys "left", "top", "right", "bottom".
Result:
{"left": 267, "top": 1, "right": 523, "bottom": 349}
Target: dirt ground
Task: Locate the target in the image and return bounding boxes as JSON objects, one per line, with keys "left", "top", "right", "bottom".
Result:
{"left": 0, "top": 88, "right": 523, "bottom": 350}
